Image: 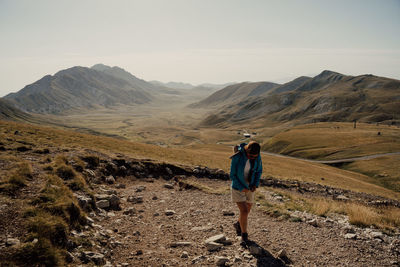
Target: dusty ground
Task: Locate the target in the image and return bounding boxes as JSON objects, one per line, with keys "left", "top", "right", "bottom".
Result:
{"left": 89, "top": 177, "right": 399, "bottom": 267}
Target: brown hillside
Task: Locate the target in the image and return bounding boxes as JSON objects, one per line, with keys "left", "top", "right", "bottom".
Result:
{"left": 3, "top": 65, "right": 157, "bottom": 114}
{"left": 189, "top": 81, "right": 279, "bottom": 108}
{"left": 199, "top": 71, "right": 400, "bottom": 126}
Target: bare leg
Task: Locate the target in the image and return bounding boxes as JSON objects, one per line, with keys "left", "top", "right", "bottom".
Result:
{"left": 236, "top": 202, "right": 252, "bottom": 233}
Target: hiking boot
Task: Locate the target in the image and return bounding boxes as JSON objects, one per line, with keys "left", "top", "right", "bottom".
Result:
{"left": 233, "top": 221, "right": 241, "bottom": 236}
{"left": 241, "top": 232, "right": 249, "bottom": 242}
{"left": 240, "top": 232, "right": 249, "bottom": 248}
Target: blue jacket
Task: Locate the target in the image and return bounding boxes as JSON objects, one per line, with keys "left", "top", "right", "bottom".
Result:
{"left": 230, "top": 143, "right": 262, "bottom": 191}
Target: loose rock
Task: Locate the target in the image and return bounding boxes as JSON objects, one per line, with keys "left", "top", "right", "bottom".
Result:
{"left": 127, "top": 196, "right": 143, "bottom": 204}
{"left": 344, "top": 233, "right": 357, "bottom": 240}
{"left": 164, "top": 183, "right": 174, "bottom": 189}
{"left": 109, "top": 194, "right": 121, "bottom": 210}
{"left": 6, "top": 238, "right": 20, "bottom": 247}
{"left": 249, "top": 245, "right": 263, "bottom": 256}
{"left": 81, "top": 251, "right": 106, "bottom": 265}
{"left": 215, "top": 256, "right": 230, "bottom": 266}
{"left": 222, "top": 210, "right": 235, "bottom": 216}
{"left": 308, "top": 218, "right": 319, "bottom": 227}
{"left": 336, "top": 195, "right": 349, "bottom": 201}
{"left": 96, "top": 199, "right": 110, "bottom": 209}
{"left": 116, "top": 183, "right": 126, "bottom": 189}
{"left": 105, "top": 175, "right": 115, "bottom": 184}
{"left": 165, "top": 210, "right": 176, "bottom": 216}
{"left": 170, "top": 241, "right": 192, "bottom": 248}
{"left": 370, "top": 231, "right": 384, "bottom": 240}
{"left": 135, "top": 186, "right": 146, "bottom": 192}
{"left": 205, "top": 241, "right": 223, "bottom": 252}
{"left": 205, "top": 234, "right": 226, "bottom": 244}
{"left": 190, "top": 226, "right": 214, "bottom": 232}
{"left": 123, "top": 207, "right": 137, "bottom": 215}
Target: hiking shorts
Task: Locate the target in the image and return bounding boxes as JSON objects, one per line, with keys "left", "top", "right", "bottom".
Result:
{"left": 231, "top": 188, "right": 255, "bottom": 204}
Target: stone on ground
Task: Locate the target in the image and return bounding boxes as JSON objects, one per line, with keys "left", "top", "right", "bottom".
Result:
{"left": 215, "top": 256, "right": 230, "bottom": 266}
{"left": 164, "top": 183, "right": 174, "bottom": 189}
{"left": 170, "top": 241, "right": 192, "bottom": 248}
{"left": 205, "top": 241, "right": 223, "bottom": 252}
{"left": 344, "top": 233, "right": 357, "bottom": 239}
{"left": 165, "top": 210, "right": 176, "bottom": 216}
{"left": 205, "top": 234, "right": 226, "bottom": 244}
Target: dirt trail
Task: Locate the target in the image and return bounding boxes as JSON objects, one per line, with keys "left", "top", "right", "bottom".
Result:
{"left": 91, "top": 178, "right": 399, "bottom": 266}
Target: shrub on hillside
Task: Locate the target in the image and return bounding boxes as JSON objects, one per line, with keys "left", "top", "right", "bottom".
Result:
{"left": 56, "top": 165, "right": 76, "bottom": 180}
{"left": 32, "top": 175, "right": 87, "bottom": 229}
{"left": 27, "top": 216, "right": 68, "bottom": 247}
{"left": 81, "top": 155, "right": 99, "bottom": 169}
{"left": 13, "top": 238, "right": 61, "bottom": 267}
{"left": 0, "top": 162, "right": 33, "bottom": 194}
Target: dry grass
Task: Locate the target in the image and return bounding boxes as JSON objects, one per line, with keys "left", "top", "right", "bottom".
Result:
{"left": 343, "top": 155, "right": 400, "bottom": 192}
{"left": 346, "top": 204, "right": 380, "bottom": 227}
{"left": 0, "top": 161, "right": 33, "bottom": 194}
{"left": 13, "top": 235, "right": 62, "bottom": 266}
{"left": 310, "top": 199, "right": 346, "bottom": 216}
{"left": 2, "top": 120, "right": 400, "bottom": 201}
{"left": 346, "top": 203, "right": 400, "bottom": 229}
{"left": 0, "top": 148, "right": 89, "bottom": 266}
{"left": 263, "top": 122, "right": 400, "bottom": 160}
{"left": 12, "top": 172, "right": 88, "bottom": 266}
{"left": 30, "top": 174, "right": 87, "bottom": 228}
{"left": 263, "top": 154, "right": 400, "bottom": 200}
{"left": 259, "top": 188, "right": 400, "bottom": 230}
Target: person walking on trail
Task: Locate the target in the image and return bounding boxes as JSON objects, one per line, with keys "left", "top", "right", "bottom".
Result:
{"left": 230, "top": 141, "right": 262, "bottom": 246}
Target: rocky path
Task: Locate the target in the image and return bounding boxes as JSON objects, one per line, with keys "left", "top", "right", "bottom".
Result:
{"left": 87, "top": 177, "right": 400, "bottom": 267}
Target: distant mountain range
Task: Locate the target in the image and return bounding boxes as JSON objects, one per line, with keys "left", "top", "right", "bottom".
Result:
{"left": 3, "top": 64, "right": 163, "bottom": 114}
{"left": 2, "top": 66, "right": 399, "bottom": 126}
{"left": 149, "top": 80, "right": 235, "bottom": 91}
{"left": 193, "top": 70, "right": 400, "bottom": 126}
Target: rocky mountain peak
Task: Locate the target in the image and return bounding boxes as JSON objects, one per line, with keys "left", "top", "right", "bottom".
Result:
{"left": 91, "top": 63, "right": 113, "bottom": 72}
{"left": 2, "top": 65, "right": 155, "bottom": 114}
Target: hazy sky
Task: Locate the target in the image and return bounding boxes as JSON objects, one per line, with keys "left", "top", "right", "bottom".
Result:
{"left": 1, "top": 0, "right": 399, "bottom": 96}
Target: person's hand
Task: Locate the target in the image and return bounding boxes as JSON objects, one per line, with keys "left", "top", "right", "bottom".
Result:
{"left": 250, "top": 186, "right": 256, "bottom": 192}
{"left": 242, "top": 188, "right": 250, "bottom": 193}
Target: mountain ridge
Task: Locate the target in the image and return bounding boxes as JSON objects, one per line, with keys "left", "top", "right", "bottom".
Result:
{"left": 3, "top": 65, "right": 160, "bottom": 114}
{"left": 0, "top": 98, "right": 33, "bottom": 121}
{"left": 189, "top": 81, "right": 280, "bottom": 108}
{"left": 197, "top": 70, "right": 400, "bottom": 126}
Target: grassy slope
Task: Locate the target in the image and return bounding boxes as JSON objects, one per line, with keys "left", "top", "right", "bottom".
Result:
{"left": 342, "top": 155, "right": 400, "bottom": 192}
{"left": 2, "top": 119, "right": 399, "bottom": 200}
{"left": 262, "top": 122, "right": 400, "bottom": 193}
{"left": 263, "top": 122, "right": 400, "bottom": 160}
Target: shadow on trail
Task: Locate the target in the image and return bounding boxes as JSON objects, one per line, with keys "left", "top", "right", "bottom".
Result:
{"left": 243, "top": 240, "right": 291, "bottom": 267}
